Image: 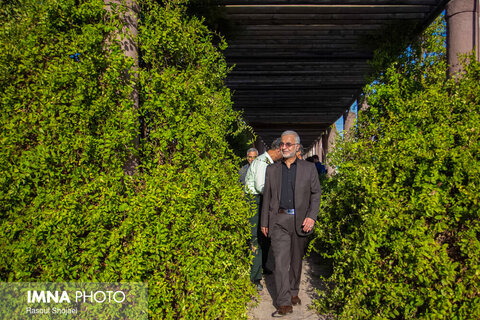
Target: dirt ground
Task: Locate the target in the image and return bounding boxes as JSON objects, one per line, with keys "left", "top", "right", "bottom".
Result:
{"left": 248, "top": 251, "right": 332, "bottom": 320}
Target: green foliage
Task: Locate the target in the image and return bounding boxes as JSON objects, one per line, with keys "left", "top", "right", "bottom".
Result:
{"left": 314, "top": 17, "right": 480, "bottom": 319}
{"left": 361, "top": 20, "right": 419, "bottom": 76}
{"left": 226, "top": 119, "right": 256, "bottom": 160}
{"left": 1, "top": 0, "right": 254, "bottom": 318}
{"left": 135, "top": 1, "right": 254, "bottom": 318}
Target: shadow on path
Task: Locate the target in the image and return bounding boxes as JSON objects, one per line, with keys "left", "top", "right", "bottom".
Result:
{"left": 248, "top": 250, "right": 333, "bottom": 320}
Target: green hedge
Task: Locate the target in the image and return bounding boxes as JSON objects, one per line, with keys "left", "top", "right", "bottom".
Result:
{"left": 314, "top": 17, "right": 480, "bottom": 319}
{"left": 0, "top": 0, "right": 254, "bottom": 318}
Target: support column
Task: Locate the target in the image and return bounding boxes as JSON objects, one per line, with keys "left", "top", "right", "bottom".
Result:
{"left": 343, "top": 110, "right": 349, "bottom": 127}
{"left": 105, "top": 0, "right": 139, "bottom": 106}
{"left": 343, "top": 110, "right": 356, "bottom": 141}
{"left": 446, "top": 0, "right": 479, "bottom": 76}
{"left": 322, "top": 131, "right": 329, "bottom": 165}
{"left": 106, "top": 0, "right": 140, "bottom": 175}
{"left": 326, "top": 124, "right": 337, "bottom": 175}
{"left": 320, "top": 128, "right": 336, "bottom": 175}
{"left": 317, "top": 139, "right": 323, "bottom": 162}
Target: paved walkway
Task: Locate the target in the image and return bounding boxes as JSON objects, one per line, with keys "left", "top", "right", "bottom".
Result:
{"left": 248, "top": 251, "right": 331, "bottom": 320}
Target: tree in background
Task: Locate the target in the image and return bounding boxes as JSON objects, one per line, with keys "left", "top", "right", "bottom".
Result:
{"left": 0, "top": 0, "right": 254, "bottom": 318}
{"left": 314, "top": 16, "right": 480, "bottom": 319}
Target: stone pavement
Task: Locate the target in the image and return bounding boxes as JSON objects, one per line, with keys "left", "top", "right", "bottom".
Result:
{"left": 248, "top": 251, "right": 332, "bottom": 320}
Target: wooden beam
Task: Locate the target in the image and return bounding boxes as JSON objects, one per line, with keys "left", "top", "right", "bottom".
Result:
{"left": 216, "top": 0, "right": 447, "bottom": 146}
{"left": 232, "top": 64, "right": 372, "bottom": 72}
{"left": 225, "top": 5, "right": 434, "bottom": 15}
{"left": 227, "top": 42, "right": 368, "bottom": 50}
{"left": 226, "top": 78, "right": 367, "bottom": 86}
{"left": 229, "top": 39, "right": 362, "bottom": 45}
{"left": 231, "top": 89, "right": 362, "bottom": 99}
{"left": 235, "top": 24, "right": 383, "bottom": 31}
{"left": 234, "top": 96, "right": 354, "bottom": 102}
{"left": 228, "top": 84, "right": 363, "bottom": 90}
{"left": 225, "top": 49, "right": 374, "bottom": 59}
{"left": 227, "top": 13, "right": 426, "bottom": 21}
{"left": 221, "top": 0, "right": 440, "bottom": 5}
{"left": 229, "top": 69, "right": 369, "bottom": 76}
{"left": 227, "top": 16, "right": 425, "bottom": 26}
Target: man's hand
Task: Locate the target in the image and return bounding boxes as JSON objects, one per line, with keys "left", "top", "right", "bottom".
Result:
{"left": 261, "top": 227, "right": 269, "bottom": 237}
{"left": 302, "top": 218, "right": 315, "bottom": 233}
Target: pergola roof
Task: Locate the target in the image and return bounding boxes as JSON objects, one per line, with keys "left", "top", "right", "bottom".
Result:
{"left": 219, "top": 0, "right": 448, "bottom": 148}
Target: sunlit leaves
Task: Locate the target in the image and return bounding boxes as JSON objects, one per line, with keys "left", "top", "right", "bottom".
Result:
{"left": 1, "top": 0, "right": 253, "bottom": 319}
{"left": 314, "top": 16, "right": 480, "bottom": 319}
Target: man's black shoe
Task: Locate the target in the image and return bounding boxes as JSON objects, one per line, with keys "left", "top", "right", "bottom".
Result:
{"left": 272, "top": 305, "right": 293, "bottom": 317}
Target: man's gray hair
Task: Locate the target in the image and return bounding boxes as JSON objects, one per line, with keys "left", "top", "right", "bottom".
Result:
{"left": 270, "top": 137, "right": 282, "bottom": 150}
{"left": 281, "top": 130, "right": 301, "bottom": 144}
{"left": 246, "top": 147, "right": 258, "bottom": 155}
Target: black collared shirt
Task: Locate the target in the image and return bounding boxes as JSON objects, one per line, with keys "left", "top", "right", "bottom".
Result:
{"left": 280, "top": 159, "right": 297, "bottom": 209}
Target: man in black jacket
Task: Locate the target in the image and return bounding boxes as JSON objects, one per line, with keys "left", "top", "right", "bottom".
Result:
{"left": 261, "top": 130, "right": 321, "bottom": 317}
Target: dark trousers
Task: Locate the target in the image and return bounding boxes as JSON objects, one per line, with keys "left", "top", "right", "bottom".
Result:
{"left": 270, "top": 214, "right": 307, "bottom": 306}
{"left": 248, "top": 194, "right": 270, "bottom": 282}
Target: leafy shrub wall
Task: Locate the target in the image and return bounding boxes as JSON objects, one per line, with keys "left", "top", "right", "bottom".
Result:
{"left": 314, "top": 17, "right": 480, "bottom": 319}
{"left": 0, "top": 0, "right": 254, "bottom": 319}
